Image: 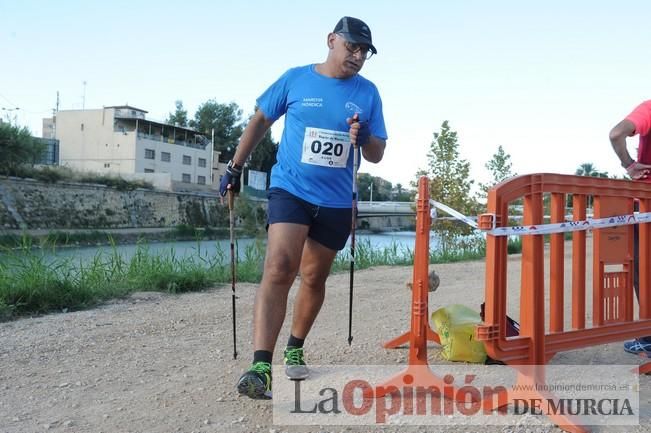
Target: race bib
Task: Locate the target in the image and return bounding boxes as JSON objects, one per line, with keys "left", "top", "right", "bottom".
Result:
{"left": 301, "top": 127, "right": 351, "bottom": 168}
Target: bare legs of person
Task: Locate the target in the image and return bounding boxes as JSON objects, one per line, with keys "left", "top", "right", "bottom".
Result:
{"left": 237, "top": 222, "right": 338, "bottom": 398}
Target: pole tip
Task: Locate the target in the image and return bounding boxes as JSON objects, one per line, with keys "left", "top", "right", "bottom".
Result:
{"left": 347, "top": 336, "right": 353, "bottom": 346}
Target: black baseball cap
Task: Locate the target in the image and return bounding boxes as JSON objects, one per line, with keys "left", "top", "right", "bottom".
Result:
{"left": 333, "top": 16, "right": 377, "bottom": 55}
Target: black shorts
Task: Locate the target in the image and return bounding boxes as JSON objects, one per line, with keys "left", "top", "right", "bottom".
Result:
{"left": 267, "top": 188, "right": 352, "bottom": 251}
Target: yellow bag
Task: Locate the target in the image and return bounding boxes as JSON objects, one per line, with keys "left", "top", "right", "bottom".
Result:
{"left": 431, "top": 304, "right": 487, "bottom": 363}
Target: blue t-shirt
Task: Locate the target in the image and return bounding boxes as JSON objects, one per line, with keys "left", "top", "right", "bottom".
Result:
{"left": 256, "top": 64, "right": 387, "bottom": 208}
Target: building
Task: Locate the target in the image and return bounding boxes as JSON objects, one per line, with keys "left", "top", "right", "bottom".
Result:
{"left": 43, "top": 106, "right": 214, "bottom": 191}
{"left": 36, "top": 138, "right": 59, "bottom": 165}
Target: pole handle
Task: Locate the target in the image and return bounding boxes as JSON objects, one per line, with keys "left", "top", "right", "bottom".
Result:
{"left": 227, "top": 190, "right": 235, "bottom": 210}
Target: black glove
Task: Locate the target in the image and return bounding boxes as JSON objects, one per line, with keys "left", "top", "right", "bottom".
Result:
{"left": 219, "top": 160, "right": 242, "bottom": 197}
{"left": 356, "top": 120, "right": 370, "bottom": 146}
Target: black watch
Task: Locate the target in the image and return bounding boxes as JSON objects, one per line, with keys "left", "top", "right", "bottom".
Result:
{"left": 228, "top": 160, "right": 243, "bottom": 173}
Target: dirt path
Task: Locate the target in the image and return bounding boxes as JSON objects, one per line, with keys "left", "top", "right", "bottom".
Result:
{"left": 1, "top": 247, "right": 650, "bottom": 433}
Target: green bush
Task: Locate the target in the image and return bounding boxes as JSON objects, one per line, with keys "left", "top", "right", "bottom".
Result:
{"left": 4, "top": 164, "right": 154, "bottom": 191}
{"left": 0, "top": 123, "right": 45, "bottom": 174}
{"left": 30, "top": 166, "right": 66, "bottom": 183}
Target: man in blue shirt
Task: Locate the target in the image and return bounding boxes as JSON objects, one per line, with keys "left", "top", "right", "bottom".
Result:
{"left": 220, "top": 16, "right": 387, "bottom": 399}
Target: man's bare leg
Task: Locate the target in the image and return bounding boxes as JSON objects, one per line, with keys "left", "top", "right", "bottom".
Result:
{"left": 252, "top": 222, "right": 309, "bottom": 352}
{"left": 290, "top": 237, "right": 338, "bottom": 339}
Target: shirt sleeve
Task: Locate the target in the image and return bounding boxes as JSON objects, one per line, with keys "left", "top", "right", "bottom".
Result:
{"left": 255, "top": 69, "right": 293, "bottom": 122}
{"left": 625, "top": 100, "right": 651, "bottom": 136}
{"left": 368, "top": 86, "right": 388, "bottom": 140}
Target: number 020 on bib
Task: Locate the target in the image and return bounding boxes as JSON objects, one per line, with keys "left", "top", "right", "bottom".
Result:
{"left": 301, "top": 127, "right": 351, "bottom": 168}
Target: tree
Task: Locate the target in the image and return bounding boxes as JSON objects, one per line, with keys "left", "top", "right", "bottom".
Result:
{"left": 0, "top": 123, "right": 45, "bottom": 174}
{"left": 573, "top": 162, "right": 610, "bottom": 208}
{"left": 392, "top": 183, "right": 412, "bottom": 202}
{"left": 247, "top": 129, "right": 277, "bottom": 174}
{"left": 357, "top": 173, "right": 373, "bottom": 201}
{"left": 421, "top": 121, "right": 479, "bottom": 248}
{"left": 575, "top": 162, "right": 608, "bottom": 178}
{"left": 356, "top": 173, "right": 393, "bottom": 201}
{"left": 478, "top": 145, "right": 516, "bottom": 201}
{"left": 189, "top": 100, "right": 243, "bottom": 162}
{"left": 166, "top": 100, "right": 188, "bottom": 127}
{"left": 244, "top": 109, "right": 278, "bottom": 175}
{"left": 411, "top": 168, "right": 429, "bottom": 186}
{"left": 375, "top": 177, "right": 393, "bottom": 201}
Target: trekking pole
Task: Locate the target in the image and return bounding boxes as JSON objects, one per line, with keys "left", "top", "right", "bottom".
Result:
{"left": 348, "top": 123, "right": 360, "bottom": 346}
{"left": 228, "top": 190, "right": 238, "bottom": 359}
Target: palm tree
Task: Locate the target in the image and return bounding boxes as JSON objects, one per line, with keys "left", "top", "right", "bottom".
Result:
{"left": 575, "top": 163, "right": 609, "bottom": 178}
{"left": 575, "top": 163, "right": 597, "bottom": 177}
{"left": 573, "top": 162, "right": 610, "bottom": 209}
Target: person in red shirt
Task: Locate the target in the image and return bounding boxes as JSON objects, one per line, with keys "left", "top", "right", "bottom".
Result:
{"left": 609, "top": 100, "right": 651, "bottom": 355}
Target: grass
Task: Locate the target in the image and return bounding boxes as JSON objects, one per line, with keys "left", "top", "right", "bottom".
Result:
{"left": 0, "top": 226, "right": 234, "bottom": 250}
{"left": 0, "top": 240, "right": 246, "bottom": 319}
{"left": 0, "top": 235, "right": 521, "bottom": 321}
{"left": 4, "top": 165, "right": 153, "bottom": 190}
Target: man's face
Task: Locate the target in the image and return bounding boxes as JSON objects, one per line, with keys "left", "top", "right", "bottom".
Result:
{"left": 329, "top": 33, "right": 370, "bottom": 77}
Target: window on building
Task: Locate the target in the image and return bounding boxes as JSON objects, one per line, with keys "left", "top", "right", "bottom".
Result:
{"left": 104, "top": 163, "right": 110, "bottom": 168}
{"left": 197, "top": 175, "right": 206, "bottom": 185}
{"left": 161, "top": 152, "right": 171, "bottom": 162}
{"left": 198, "top": 158, "right": 207, "bottom": 168}
{"left": 183, "top": 155, "right": 191, "bottom": 165}
{"left": 145, "top": 149, "right": 155, "bottom": 159}
{"left": 144, "top": 168, "right": 155, "bottom": 173}
{"left": 182, "top": 173, "right": 191, "bottom": 183}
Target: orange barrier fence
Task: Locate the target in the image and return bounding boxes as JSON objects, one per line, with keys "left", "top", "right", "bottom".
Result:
{"left": 379, "top": 174, "right": 650, "bottom": 432}
{"left": 476, "top": 173, "right": 651, "bottom": 432}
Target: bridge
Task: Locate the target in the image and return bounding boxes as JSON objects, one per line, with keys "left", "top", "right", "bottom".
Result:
{"left": 356, "top": 201, "right": 414, "bottom": 217}
{"left": 356, "top": 201, "right": 415, "bottom": 230}
{"left": 248, "top": 197, "right": 416, "bottom": 230}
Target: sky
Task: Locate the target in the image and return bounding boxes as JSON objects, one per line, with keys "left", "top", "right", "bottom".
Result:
{"left": 2, "top": 0, "right": 651, "bottom": 190}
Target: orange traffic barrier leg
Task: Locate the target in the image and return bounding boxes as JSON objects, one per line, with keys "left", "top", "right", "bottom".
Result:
{"left": 374, "top": 365, "right": 461, "bottom": 401}
{"left": 383, "top": 327, "right": 440, "bottom": 348}
{"left": 635, "top": 355, "right": 651, "bottom": 375}
{"left": 383, "top": 315, "right": 440, "bottom": 348}
{"left": 377, "top": 177, "right": 463, "bottom": 403}
{"left": 383, "top": 176, "right": 440, "bottom": 350}
{"left": 480, "top": 369, "right": 588, "bottom": 433}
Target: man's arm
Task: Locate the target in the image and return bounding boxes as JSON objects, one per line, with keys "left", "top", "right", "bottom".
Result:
{"left": 361, "top": 136, "right": 386, "bottom": 163}
{"left": 609, "top": 119, "right": 651, "bottom": 179}
{"left": 231, "top": 109, "right": 275, "bottom": 166}
{"left": 609, "top": 119, "right": 636, "bottom": 168}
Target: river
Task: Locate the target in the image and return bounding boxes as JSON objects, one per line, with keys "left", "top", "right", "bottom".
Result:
{"left": 38, "top": 231, "right": 442, "bottom": 262}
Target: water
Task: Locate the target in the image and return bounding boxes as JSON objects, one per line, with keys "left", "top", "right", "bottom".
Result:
{"left": 28, "top": 231, "right": 441, "bottom": 263}
{"left": 345, "top": 231, "right": 440, "bottom": 250}
{"left": 43, "top": 238, "right": 260, "bottom": 263}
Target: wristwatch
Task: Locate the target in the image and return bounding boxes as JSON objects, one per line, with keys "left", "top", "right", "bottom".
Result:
{"left": 228, "top": 160, "right": 243, "bottom": 173}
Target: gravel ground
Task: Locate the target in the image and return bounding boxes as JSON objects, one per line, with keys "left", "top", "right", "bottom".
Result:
{"left": 1, "top": 245, "right": 649, "bottom": 433}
